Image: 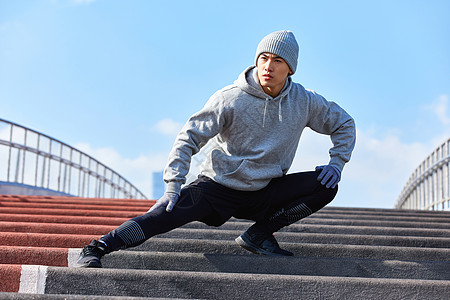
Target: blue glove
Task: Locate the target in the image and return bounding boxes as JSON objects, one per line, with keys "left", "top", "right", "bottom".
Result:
{"left": 147, "top": 192, "right": 179, "bottom": 213}
{"left": 316, "top": 165, "right": 341, "bottom": 189}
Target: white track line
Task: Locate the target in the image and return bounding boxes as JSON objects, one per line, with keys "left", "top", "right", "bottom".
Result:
{"left": 18, "top": 265, "right": 48, "bottom": 294}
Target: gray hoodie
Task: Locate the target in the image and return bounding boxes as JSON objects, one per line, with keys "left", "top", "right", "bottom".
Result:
{"left": 164, "top": 66, "right": 356, "bottom": 195}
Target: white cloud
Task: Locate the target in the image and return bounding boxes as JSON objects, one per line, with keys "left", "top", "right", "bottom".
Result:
{"left": 288, "top": 94, "right": 450, "bottom": 209}
{"left": 290, "top": 129, "right": 333, "bottom": 172}
{"left": 343, "top": 129, "right": 431, "bottom": 207}
{"left": 152, "top": 118, "right": 184, "bottom": 137}
{"left": 425, "top": 94, "right": 450, "bottom": 125}
{"left": 289, "top": 128, "right": 434, "bottom": 208}
{"left": 75, "top": 143, "right": 168, "bottom": 199}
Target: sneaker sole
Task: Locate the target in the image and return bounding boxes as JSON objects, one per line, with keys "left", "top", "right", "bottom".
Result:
{"left": 235, "top": 235, "right": 287, "bottom": 257}
{"left": 74, "top": 259, "right": 103, "bottom": 268}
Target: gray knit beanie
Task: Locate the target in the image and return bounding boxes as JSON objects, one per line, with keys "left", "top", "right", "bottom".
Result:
{"left": 255, "top": 30, "right": 299, "bottom": 74}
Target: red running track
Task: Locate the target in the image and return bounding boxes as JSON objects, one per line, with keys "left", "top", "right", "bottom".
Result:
{"left": 0, "top": 194, "right": 154, "bottom": 292}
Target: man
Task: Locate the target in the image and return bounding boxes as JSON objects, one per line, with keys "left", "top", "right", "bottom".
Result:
{"left": 76, "top": 30, "right": 356, "bottom": 268}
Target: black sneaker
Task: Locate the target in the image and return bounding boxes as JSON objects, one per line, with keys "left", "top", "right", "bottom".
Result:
{"left": 235, "top": 231, "right": 294, "bottom": 256}
{"left": 74, "top": 240, "right": 107, "bottom": 268}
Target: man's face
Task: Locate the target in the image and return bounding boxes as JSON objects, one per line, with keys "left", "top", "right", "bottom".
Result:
{"left": 256, "top": 52, "right": 292, "bottom": 97}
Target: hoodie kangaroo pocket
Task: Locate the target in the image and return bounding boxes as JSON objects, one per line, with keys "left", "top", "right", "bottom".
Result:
{"left": 221, "top": 159, "right": 283, "bottom": 190}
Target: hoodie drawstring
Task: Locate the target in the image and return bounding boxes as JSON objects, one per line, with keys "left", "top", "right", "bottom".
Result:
{"left": 263, "top": 96, "right": 284, "bottom": 127}
{"left": 278, "top": 96, "right": 284, "bottom": 123}
{"left": 263, "top": 98, "right": 269, "bottom": 128}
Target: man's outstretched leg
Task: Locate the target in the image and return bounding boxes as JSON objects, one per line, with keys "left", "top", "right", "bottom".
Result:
{"left": 235, "top": 171, "right": 338, "bottom": 256}
{"left": 74, "top": 181, "right": 215, "bottom": 268}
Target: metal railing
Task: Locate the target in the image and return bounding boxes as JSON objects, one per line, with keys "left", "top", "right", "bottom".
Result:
{"left": 396, "top": 138, "right": 450, "bottom": 211}
{"left": 0, "top": 118, "right": 147, "bottom": 199}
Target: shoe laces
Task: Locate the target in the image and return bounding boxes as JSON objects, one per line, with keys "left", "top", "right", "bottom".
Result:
{"left": 81, "top": 243, "right": 105, "bottom": 259}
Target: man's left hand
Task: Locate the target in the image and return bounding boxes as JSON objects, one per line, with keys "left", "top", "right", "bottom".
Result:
{"left": 147, "top": 192, "right": 179, "bottom": 213}
{"left": 316, "top": 165, "right": 341, "bottom": 189}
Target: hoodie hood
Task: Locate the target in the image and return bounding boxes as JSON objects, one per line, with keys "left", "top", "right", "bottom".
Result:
{"left": 234, "top": 66, "right": 292, "bottom": 127}
{"left": 234, "top": 66, "right": 292, "bottom": 100}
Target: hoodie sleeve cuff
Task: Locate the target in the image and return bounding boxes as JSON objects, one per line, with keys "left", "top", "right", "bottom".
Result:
{"left": 329, "top": 157, "right": 346, "bottom": 173}
{"left": 165, "top": 181, "right": 182, "bottom": 195}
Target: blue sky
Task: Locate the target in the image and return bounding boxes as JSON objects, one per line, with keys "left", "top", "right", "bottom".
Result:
{"left": 1, "top": 0, "right": 449, "bottom": 208}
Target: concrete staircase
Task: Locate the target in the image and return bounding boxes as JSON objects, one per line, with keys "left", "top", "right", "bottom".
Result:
{"left": 0, "top": 194, "right": 449, "bottom": 299}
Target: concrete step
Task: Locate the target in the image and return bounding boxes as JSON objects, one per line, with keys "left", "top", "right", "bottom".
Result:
{"left": 129, "top": 237, "right": 450, "bottom": 261}
{"left": 87, "top": 250, "right": 450, "bottom": 280}
{"left": 0, "top": 292, "right": 153, "bottom": 299}
{"left": 156, "top": 228, "right": 450, "bottom": 248}
{"left": 1, "top": 194, "right": 450, "bottom": 299}
{"left": 2, "top": 225, "right": 448, "bottom": 249}
{"left": 309, "top": 212, "right": 450, "bottom": 223}
{"left": 2, "top": 214, "right": 449, "bottom": 239}
{"left": 3, "top": 235, "right": 450, "bottom": 268}
{"left": 296, "top": 217, "right": 450, "bottom": 229}
{"left": 0, "top": 292, "right": 154, "bottom": 299}
{"left": 3, "top": 221, "right": 449, "bottom": 244}
{"left": 183, "top": 220, "right": 450, "bottom": 237}
{"left": 23, "top": 266, "right": 450, "bottom": 299}
{"left": 227, "top": 215, "right": 450, "bottom": 229}
{"left": 317, "top": 206, "right": 450, "bottom": 218}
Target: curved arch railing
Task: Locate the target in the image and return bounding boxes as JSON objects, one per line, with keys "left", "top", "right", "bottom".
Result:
{"left": 0, "top": 118, "right": 147, "bottom": 199}
{"left": 395, "top": 138, "right": 450, "bottom": 211}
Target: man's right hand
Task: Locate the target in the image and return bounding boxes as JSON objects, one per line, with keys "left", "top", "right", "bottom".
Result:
{"left": 315, "top": 165, "right": 341, "bottom": 189}
{"left": 147, "top": 192, "right": 180, "bottom": 213}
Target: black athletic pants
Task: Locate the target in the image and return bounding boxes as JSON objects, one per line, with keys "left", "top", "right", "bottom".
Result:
{"left": 100, "top": 170, "right": 337, "bottom": 253}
